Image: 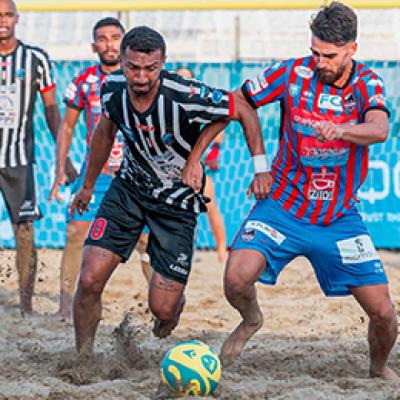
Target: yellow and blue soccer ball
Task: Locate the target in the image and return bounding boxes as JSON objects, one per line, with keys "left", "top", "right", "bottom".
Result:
{"left": 160, "top": 340, "right": 221, "bottom": 397}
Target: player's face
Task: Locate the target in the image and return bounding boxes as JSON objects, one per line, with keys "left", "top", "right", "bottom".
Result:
{"left": 311, "top": 35, "right": 356, "bottom": 85}
{"left": 122, "top": 48, "right": 166, "bottom": 96}
{"left": 92, "top": 25, "right": 123, "bottom": 67}
{"left": 0, "top": 0, "right": 18, "bottom": 41}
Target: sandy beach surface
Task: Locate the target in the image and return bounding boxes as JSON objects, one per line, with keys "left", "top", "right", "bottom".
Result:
{"left": 0, "top": 248, "right": 399, "bottom": 399}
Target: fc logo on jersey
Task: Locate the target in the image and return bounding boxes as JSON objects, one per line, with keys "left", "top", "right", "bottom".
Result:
{"left": 318, "top": 94, "right": 343, "bottom": 112}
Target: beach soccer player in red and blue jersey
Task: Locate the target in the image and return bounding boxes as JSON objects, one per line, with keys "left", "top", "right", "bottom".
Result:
{"left": 184, "top": 1, "right": 398, "bottom": 381}
{"left": 49, "top": 18, "right": 151, "bottom": 322}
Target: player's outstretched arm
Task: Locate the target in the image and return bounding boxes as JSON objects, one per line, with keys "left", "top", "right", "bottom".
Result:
{"left": 49, "top": 106, "right": 81, "bottom": 202}
{"left": 230, "top": 89, "right": 272, "bottom": 200}
{"left": 70, "top": 115, "right": 117, "bottom": 217}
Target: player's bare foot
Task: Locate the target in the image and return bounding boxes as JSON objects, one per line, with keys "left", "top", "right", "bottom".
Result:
{"left": 220, "top": 309, "right": 263, "bottom": 366}
{"left": 370, "top": 366, "right": 400, "bottom": 381}
{"left": 153, "top": 296, "right": 185, "bottom": 339}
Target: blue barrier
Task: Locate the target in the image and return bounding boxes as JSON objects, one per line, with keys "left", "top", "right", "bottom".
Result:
{"left": 0, "top": 60, "right": 398, "bottom": 248}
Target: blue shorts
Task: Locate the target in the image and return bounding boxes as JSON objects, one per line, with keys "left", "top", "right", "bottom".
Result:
{"left": 232, "top": 197, "right": 388, "bottom": 296}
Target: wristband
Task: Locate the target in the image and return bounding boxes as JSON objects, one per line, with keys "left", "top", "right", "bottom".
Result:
{"left": 252, "top": 154, "right": 268, "bottom": 174}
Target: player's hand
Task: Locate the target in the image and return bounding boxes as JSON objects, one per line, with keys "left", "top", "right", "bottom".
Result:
{"left": 314, "top": 121, "right": 344, "bottom": 142}
{"left": 182, "top": 158, "right": 203, "bottom": 193}
{"left": 204, "top": 143, "right": 220, "bottom": 171}
{"left": 70, "top": 187, "right": 94, "bottom": 217}
{"left": 65, "top": 158, "right": 79, "bottom": 184}
{"left": 247, "top": 171, "right": 273, "bottom": 200}
{"left": 49, "top": 170, "right": 67, "bottom": 203}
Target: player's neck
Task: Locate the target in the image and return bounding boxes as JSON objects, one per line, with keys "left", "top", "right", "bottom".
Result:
{"left": 333, "top": 60, "right": 354, "bottom": 88}
{"left": 0, "top": 37, "right": 17, "bottom": 55}
{"left": 100, "top": 63, "right": 120, "bottom": 75}
{"left": 128, "top": 80, "right": 161, "bottom": 114}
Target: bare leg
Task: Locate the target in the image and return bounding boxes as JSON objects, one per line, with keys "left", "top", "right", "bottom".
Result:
{"left": 135, "top": 233, "right": 152, "bottom": 284}
{"left": 204, "top": 176, "right": 227, "bottom": 262}
{"left": 220, "top": 249, "right": 266, "bottom": 366}
{"left": 74, "top": 245, "right": 122, "bottom": 356}
{"left": 13, "top": 222, "right": 37, "bottom": 316}
{"left": 59, "top": 221, "right": 90, "bottom": 322}
{"left": 351, "top": 284, "right": 398, "bottom": 381}
{"left": 149, "top": 272, "right": 186, "bottom": 338}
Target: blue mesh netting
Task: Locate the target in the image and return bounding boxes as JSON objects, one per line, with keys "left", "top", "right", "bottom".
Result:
{"left": 0, "top": 60, "right": 399, "bottom": 248}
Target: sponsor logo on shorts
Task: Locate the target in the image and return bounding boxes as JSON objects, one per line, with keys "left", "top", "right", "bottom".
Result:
{"left": 168, "top": 264, "right": 189, "bottom": 276}
{"left": 168, "top": 253, "right": 189, "bottom": 276}
{"left": 90, "top": 217, "right": 107, "bottom": 240}
{"left": 241, "top": 228, "right": 255, "bottom": 242}
{"left": 337, "top": 234, "right": 379, "bottom": 264}
{"left": 245, "top": 220, "right": 286, "bottom": 245}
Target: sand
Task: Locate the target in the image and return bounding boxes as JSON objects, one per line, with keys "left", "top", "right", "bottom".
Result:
{"left": 0, "top": 248, "right": 399, "bottom": 400}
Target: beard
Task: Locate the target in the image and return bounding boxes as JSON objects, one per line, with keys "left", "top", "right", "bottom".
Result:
{"left": 99, "top": 52, "right": 120, "bottom": 67}
{"left": 316, "top": 63, "right": 346, "bottom": 85}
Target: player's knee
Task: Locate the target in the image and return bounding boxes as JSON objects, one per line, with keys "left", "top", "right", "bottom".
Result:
{"left": 369, "top": 303, "right": 396, "bottom": 328}
{"left": 224, "top": 269, "right": 248, "bottom": 298}
{"left": 150, "top": 302, "right": 176, "bottom": 321}
{"left": 77, "top": 270, "right": 104, "bottom": 296}
{"left": 15, "top": 222, "right": 34, "bottom": 242}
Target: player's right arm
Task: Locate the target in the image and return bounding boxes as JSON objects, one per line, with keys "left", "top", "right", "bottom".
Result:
{"left": 70, "top": 115, "right": 117, "bottom": 216}
{"left": 48, "top": 106, "right": 81, "bottom": 202}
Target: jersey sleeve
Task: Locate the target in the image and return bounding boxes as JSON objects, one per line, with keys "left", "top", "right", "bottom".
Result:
{"left": 100, "top": 76, "right": 115, "bottom": 121}
{"left": 241, "top": 61, "right": 288, "bottom": 109}
{"left": 63, "top": 73, "right": 85, "bottom": 110}
{"left": 178, "top": 78, "right": 234, "bottom": 125}
{"left": 36, "top": 49, "right": 56, "bottom": 93}
{"left": 353, "top": 72, "right": 390, "bottom": 118}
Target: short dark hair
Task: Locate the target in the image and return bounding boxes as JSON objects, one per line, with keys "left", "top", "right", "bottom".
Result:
{"left": 310, "top": 1, "right": 357, "bottom": 46}
{"left": 121, "top": 26, "right": 166, "bottom": 57}
{"left": 93, "top": 17, "right": 125, "bottom": 41}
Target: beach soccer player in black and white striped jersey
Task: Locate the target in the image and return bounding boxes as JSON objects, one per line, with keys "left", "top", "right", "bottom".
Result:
{"left": 70, "top": 25, "right": 272, "bottom": 356}
{"left": 0, "top": 0, "right": 76, "bottom": 316}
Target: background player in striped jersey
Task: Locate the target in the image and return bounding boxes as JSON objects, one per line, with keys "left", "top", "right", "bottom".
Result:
{"left": 0, "top": 0, "right": 76, "bottom": 316}
{"left": 70, "top": 26, "right": 270, "bottom": 356}
{"left": 184, "top": 1, "right": 398, "bottom": 381}
{"left": 176, "top": 67, "right": 227, "bottom": 262}
{"left": 49, "top": 18, "right": 152, "bottom": 322}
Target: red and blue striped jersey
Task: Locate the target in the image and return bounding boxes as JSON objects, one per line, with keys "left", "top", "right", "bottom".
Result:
{"left": 242, "top": 57, "right": 389, "bottom": 225}
{"left": 64, "top": 64, "right": 123, "bottom": 176}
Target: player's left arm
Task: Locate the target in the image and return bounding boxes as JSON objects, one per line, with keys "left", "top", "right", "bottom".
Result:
{"left": 183, "top": 89, "right": 272, "bottom": 199}
{"left": 314, "top": 109, "right": 388, "bottom": 145}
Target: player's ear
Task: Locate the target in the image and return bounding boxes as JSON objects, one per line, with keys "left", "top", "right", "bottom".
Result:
{"left": 349, "top": 42, "right": 357, "bottom": 56}
{"left": 91, "top": 43, "right": 96, "bottom": 54}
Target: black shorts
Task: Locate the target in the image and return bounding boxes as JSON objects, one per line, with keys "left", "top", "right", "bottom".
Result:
{"left": 0, "top": 164, "right": 42, "bottom": 223}
{"left": 85, "top": 176, "right": 197, "bottom": 284}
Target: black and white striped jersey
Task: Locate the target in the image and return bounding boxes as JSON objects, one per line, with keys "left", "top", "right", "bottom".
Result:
{"left": 0, "top": 40, "right": 55, "bottom": 168}
{"left": 101, "top": 69, "right": 233, "bottom": 213}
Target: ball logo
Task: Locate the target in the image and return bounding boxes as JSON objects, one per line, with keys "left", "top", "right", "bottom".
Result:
{"left": 161, "top": 340, "right": 221, "bottom": 397}
{"left": 90, "top": 218, "right": 107, "bottom": 240}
